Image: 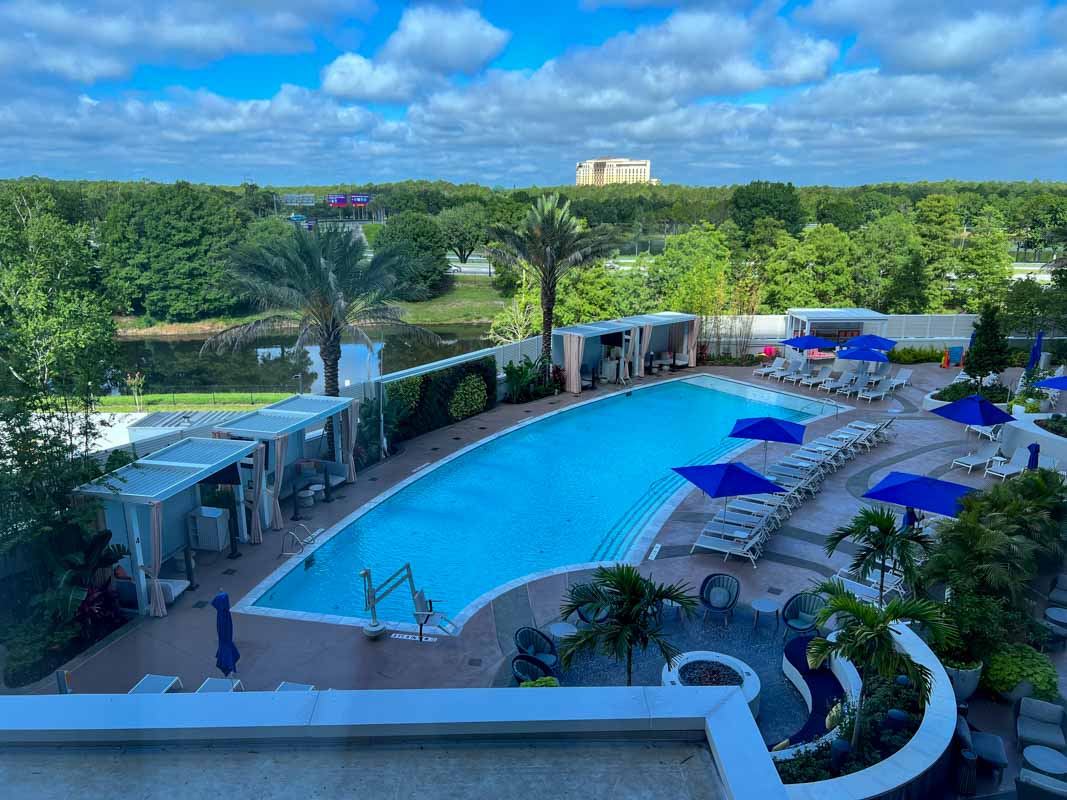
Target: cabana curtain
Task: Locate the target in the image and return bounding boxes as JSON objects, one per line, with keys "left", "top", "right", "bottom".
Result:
{"left": 270, "top": 436, "right": 287, "bottom": 530}
{"left": 638, "top": 323, "right": 652, "bottom": 377}
{"left": 144, "top": 501, "right": 166, "bottom": 618}
{"left": 248, "top": 443, "right": 265, "bottom": 544}
{"left": 688, "top": 317, "right": 701, "bottom": 368}
{"left": 622, "top": 327, "right": 637, "bottom": 381}
{"left": 669, "top": 323, "right": 684, "bottom": 359}
{"left": 563, "top": 334, "right": 585, "bottom": 394}
{"left": 343, "top": 400, "right": 358, "bottom": 483}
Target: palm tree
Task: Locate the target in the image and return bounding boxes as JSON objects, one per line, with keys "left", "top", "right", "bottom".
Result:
{"left": 559, "top": 564, "right": 696, "bottom": 686}
{"left": 203, "top": 224, "right": 428, "bottom": 398}
{"left": 806, "top": 579, "right": 954, "bottom": 749}
{"left": 825, "top": 506, "right": 933, "bottom": 605}
{"left": 922, "top": 509, "right": 1037, "bottom": 605}
{"left": 487, "top": 194, "right": 615, "bottom": 382}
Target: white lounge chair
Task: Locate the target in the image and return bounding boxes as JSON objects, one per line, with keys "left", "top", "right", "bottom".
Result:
{"left": 780, "top": 364, "right": 811, "bottom": 384}
{"left": 858, "top": 378, "right": 888, "bottom": 403}
{"left": 129, "top": 674, "right": 183, "bottom": 694}
{"left": 690, "top": 532, "right": 763, "bottom": 568}
{"left": 753, "top": 357, "right": 784, "bottom": 378}
{"left": 966, "top": 423, "right": 1002, "bottom": 441}
{"left": 768, "top": 360, "right": 795, "bottom": 381}
{"left": 835, "top": 375, "right": 862, "bottom": 397}
{"left": 276, "top": 681, "right": 316, "bottom": 691}
{"left": 888, "top": 369, "right": 912, "bottom": 391}
{"left": 953, "top": 444, "right": 1000, "bottom": 474}
{"left": 822, "top": 372, "right": 856, "bottom": 393}
{"left": 985, "top": 448, "right": 1029, "bottom": 480}
{"left": 800, "top": 366, "right": 832, "bottom": 387}
{"left": 197, "top": 677, "right": 244, "bottom": 692}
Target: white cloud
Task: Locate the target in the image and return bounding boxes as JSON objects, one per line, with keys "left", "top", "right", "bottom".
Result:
{"left": 380, "top": 6, "right": 510, "bottom": 75}
{"left": 321, "top": 54, "right": 417, "bottom": 103}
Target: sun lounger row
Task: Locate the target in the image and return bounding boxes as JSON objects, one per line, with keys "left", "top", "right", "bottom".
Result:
{"left": 691, "top": 420, "right": 896, "bottom": 566}
{"left": 752, "top": 360, "right": 911, "bottom": 403}
{"left": 951, "top": 444, "right": 1062, "bottom": 478}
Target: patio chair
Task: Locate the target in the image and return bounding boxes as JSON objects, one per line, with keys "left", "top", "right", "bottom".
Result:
{"left": 1016, "top": 697, "right": 1067, "bottom": 751}
{"left": 985, "top": 448, "right": 1030, "bottom": 480}
{"left": 512, "top": 654, "right": 553, "bottom": 684}
{"left": 821, "top": 372, "right": 856, "bottom": 393}
{"left": 800, "top": 366, "right": 832, "bottom": 388}
{"left": 952, "top": 443, "right": 1001, "bottom": 474}
{"left": 1016, "top": 769, "right": 1067, "bottom": 800}
{"left": 691, "top": 532, "right": 764, "bottom": 568}
{"left": 835, "top": 374, "right": 863, "bottom": 397}
{"left": 514, "top": 626, "right": 559, "bottom": 670}
{"left": 858, "top": 378, "right": 888, "bottom": 403}
{"left": 768, "top": 360, "right": 795, "bottom": 381}
{"left": 888, "top": 369, "right": 912, "bottom": 391}
{"left": 577, "top": 603, "right": 610, "bottom": 625}
{"left": 782, "top": 592, "right": 826, "bottom": 638}
{"left": 699, "top": 573, "right": 740, "bottom": 626}
{"left": 955, "top": 715, "right": 1008, "bottom": 786}
{"left": 196, "top": 677, "right": 244, "bottom": 692}
{"left": 128, "top": 674, "right": 183, "bottom": 694}
{"left": 780, "top": 364, "right": 811, "bottom": 384}
{"left": 275, "top": 681, "right": 316, "bottom": 691}
{"left": 966, "top": 423, "right": 1002, "bottom": 441}
{"left": 753, "top": 357, "right": 785, "bottom": 378}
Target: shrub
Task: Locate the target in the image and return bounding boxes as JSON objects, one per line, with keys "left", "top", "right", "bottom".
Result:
{"left": 932, "top": 381, "right": 1009, "bottom": 403}
{"left": 520, "top": 676, "right": 560, "bottom": 688}
{"left": 386, "top": 376, "right": 422, "bottom": 422}
{"left": 889, "top": 347, "right": 943, "bottom": 364}
{"left": 2, "top": 621, "right": 82, "bottom": 688}
{"left": 981, "top": 643, "right": 1058, "bottom": 700}
{"left": 932, "top": 590, "right": 1011, "bottom": 668}
{"left": 700, "top": 353, "right": 761, "bottom": 367}
{"left": 1037, "top": 414, "right": 1067, "bottom": 438}
{"left": 396, "top": 356, "right": 497, "bottom": 442}
{"left": 449, "top": 374, "right": 489, "bottom": 421}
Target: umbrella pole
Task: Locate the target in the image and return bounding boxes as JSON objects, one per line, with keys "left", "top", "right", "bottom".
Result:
{"left": 763, "top": 441, "right": 768, "bottom": 473}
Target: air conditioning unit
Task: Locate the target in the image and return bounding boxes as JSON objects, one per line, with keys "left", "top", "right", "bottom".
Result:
{"left": 187, "top": 506, "right": 230, "bottom": 552}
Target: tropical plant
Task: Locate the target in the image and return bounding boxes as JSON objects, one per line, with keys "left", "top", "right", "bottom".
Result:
{"left": 448, "top": 374, "right": 488, "bottom": 421}
{"left": 203, "top": 224, "right": 430, "bottom": 398}
{"left": 503, "top": 355, "right": 546, "bottom": 403}
{"left": 806, "top": 579, "right": 954, "bottom": 749}
{"left": 981, "top": 643, "right": 1058, "bottom": 700}
{"left": 825, "top": 506, "right": 933, "bottom": 604}
{"left": 559, "top": 564, "right": 696, "bottom": 686}
{"left": 487, "top": 194, "right": 615, "bottom": 381}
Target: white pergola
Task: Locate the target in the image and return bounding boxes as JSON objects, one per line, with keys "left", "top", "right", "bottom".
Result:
{"left": 786, "top": 308, "right": 888, "bottom": 344}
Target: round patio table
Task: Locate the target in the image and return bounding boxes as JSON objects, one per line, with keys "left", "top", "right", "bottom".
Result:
{"left": 751, "top": 598, "right": 781, "bottom": 628}
{"left": 1045, "top": 607, "right": 1067, "bottom": 627}
{"left": 1023, "top": 745, "right": 1067, "bottom": 777}
{"left": 546, "top": 621, "right": 577, "bottom": 641}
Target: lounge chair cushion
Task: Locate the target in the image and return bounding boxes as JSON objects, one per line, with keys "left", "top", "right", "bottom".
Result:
{"left": 1019, "top": 769, "right": 1067, "bottom": 798}
{"left": 1018, "top": 717, "right": 1067, "bottom": 750}
{"left": 1050, "top": 589, "right": 1067, "bottom": 608}
{"left": 971, "top": 732, "right": 1008, "bottom": 770}
{"left": 795, "top": 611, "right": 816, "bottom": 629}
{"left": 1022, "top": 697, "right": 1065, "bottom": 726}
{"left": 708, "top": 587, "right": 731, "bottom": 608}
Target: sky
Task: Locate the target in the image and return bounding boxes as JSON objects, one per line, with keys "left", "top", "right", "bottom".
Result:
{"left": 1, "top": 0, "right": 1066, "bottom": 187}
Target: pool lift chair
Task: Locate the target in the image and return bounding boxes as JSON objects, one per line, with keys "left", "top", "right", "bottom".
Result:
{"left": 360, "top": 562, "right": 457, "bottom": 641}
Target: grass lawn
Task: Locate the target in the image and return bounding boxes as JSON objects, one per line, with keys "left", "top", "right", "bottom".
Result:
{"left": 97, "top": 391, "right": 289, "bottom": 413}
{"left": 116, "top": 276, "right": 505, "bottom": 336}
{"left": 397, "top": 275, "right": 505, "bottom": 325}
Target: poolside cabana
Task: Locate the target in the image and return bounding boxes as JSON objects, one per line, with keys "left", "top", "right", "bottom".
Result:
{"left": 213, "top": 394, "right": 357, "bottom": 531}
{"left": 785, "top": 308, "right": 888, "bottom": 346}
{"left": 76, "top": 437, "right": 257, "bottom": 617}
{"left": 552, "top": 311, "right": 698, "bottom": 393}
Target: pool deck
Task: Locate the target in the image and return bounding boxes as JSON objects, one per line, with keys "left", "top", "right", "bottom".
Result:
{"left": 6, "top": 361, "right": 1062, "bottom": 795}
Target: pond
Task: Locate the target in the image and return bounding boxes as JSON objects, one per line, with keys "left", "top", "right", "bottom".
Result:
{"left": 114, "top": 324, "right": 492, "bottom": 394}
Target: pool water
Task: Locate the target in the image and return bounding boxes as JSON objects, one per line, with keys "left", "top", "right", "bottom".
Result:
{"left": 253, "top": 376, "right": 819, "bottom": 624}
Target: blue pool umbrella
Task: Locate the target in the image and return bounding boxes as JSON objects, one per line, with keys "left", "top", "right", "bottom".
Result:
{"left": 838, "top": 347, "right": 890, "bottom": 364}
{"left": 1027, "top": 331, "right": 1045, "bottom": 371}
{"left": 1028, "top": 442, "right": 1041, "bottom": 470}
{"left": 1036, "top": 376, "right": 1067, "bottom": 390}
{"left": 929, "top": 394, "right": 1014, "bottom": 427}
{"left": 781, "top": 335, "right": 837, "bottom": 350}
{"left": 863, "top": 471, "right": 976, "bottom": 518}
{"left": 673, "top": 463, "right": 786, "bottom": 501}
{"left": 212, "top": 592, "right": 240, "bottom": 677}
{"left": 846, "top": 334, "right": 896, "bottom": 351}
{"left": 729, "top": 417, "right": 807, "bottom": 471}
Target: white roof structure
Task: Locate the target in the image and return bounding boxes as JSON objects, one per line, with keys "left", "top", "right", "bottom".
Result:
{"left": 554, "top": 311, "right": 696, "bottom": 339}
{"left": 213, "top": 394, "right": 352, "bottom": 440}
{"left": 77, "top": 437, "right": 256, "bottom": 503}
{"left": 787, "top": 308, "right": 887, "bottom": 322}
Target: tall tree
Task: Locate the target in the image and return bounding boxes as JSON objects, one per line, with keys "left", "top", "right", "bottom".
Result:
{"left": 487, "top": 194, "right": 615, "bottom": 382}
{"left": 965, "top": 304, "right": 1011, "bottom": 381}
{"left": 203, "top": 224, "right": 425, "bottom": 398}
{"left": 915, "top": 194, "right": 962, "bottom": 311}
{"left": 370, "top": 211, "right": 450, "bottom": 300}
{"left": 729, "top": 181, "right": 805, "bottom": 235}
{"left": 953, "top": 207, "right": 1012, "bottom": 312}
{"left": 851, "top": 212, "right": 926, "bottom": 312}
{"left": 437, "top": 203, "right": 487, "bottom": 264}
{"left": 761, "top": 224, "right": 856, "bottom": 311}
{"left": 806, "top": 580, "right": 953, "bottom": 748}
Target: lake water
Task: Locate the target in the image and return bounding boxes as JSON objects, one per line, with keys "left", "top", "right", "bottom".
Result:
{"left": 115, "top": 324, "right": 492, "bottom": 394}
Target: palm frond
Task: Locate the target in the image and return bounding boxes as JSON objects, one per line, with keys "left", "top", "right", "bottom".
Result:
{"left": 201, "top": 315, "right": 303, "bottom": 354}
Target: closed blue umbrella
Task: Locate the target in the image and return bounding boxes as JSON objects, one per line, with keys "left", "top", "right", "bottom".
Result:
{"left": 729, "top": 416, "right": 807, "bottom": 471}
{"left": 781, "top": 335, "right": 837, "bottom": 350}
{"left": 212, "top": 591, "right": 240, "bottom": 677}
{"left": 863, "top": 471, "right": 976, "bottom": 518}
{"left": 929, "top": 394, "right": 1014, "bottom": 427}
{"left": 1027, "top": 331, "right": 1045, "bottom": 371}
{"left": 1028, "top": 442, "right": 1041, "bottom": 470}
{"left": 846, "top": 334, "right": 896, "bottom": 351}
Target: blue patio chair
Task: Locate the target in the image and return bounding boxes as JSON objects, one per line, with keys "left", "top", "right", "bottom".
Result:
{"left": 699, "top": 573, "right": 740, "bottom": 627}
{"left": 577, "top": 603, "right": 610, "bottom": 625}
{"left": 514, "top": 626, "right": 558, "bottom": 670}
{"left": 782, "top": 592, "right": 826, "bottom": 638}
{"left": 512, "top": 654, "right": 552, "bottom": 684}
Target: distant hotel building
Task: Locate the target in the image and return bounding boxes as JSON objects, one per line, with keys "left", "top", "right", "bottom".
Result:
{"left": 575, "top": 157, "right": 660, "bottom": 186}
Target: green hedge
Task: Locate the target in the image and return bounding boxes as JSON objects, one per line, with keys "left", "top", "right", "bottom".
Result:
{"left": 933, "top": 381, "right": 1009, "bottom": 403}
{"left": 888, "top": 347, "right": 943, "bottom": 364}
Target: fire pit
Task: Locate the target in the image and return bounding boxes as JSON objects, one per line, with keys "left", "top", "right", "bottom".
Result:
{"left": 662, "top": 651, "right": 761, "bottom": 717}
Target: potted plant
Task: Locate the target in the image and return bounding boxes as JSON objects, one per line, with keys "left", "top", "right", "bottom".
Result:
{"left": 981, "top": 643, "right": 1059, "bottom": 702}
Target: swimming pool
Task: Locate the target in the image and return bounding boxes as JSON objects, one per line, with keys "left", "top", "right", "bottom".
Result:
{"left": 245, "top": 376, "right": 829, "bottom": 627}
